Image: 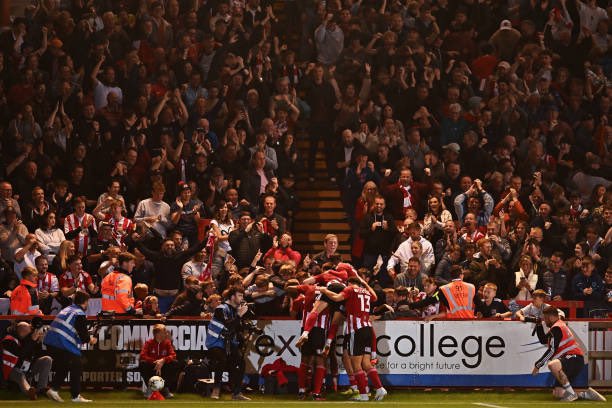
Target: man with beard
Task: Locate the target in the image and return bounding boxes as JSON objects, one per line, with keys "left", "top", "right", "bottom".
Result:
{"left": 134, "top": 235, "right": 207, "bottom": 313}
{"left": 228, "top": 212, "right": 263, "bottom": 269}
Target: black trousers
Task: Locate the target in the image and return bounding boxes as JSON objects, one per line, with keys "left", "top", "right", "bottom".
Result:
{"left": 139, "top": 360, "right": 180, "bottom": 391}
{"left": 47, "top": 345, "right": 82, "bottom": 398}
{"left": 208, "top": 346, "right": 245, "bottom": 396}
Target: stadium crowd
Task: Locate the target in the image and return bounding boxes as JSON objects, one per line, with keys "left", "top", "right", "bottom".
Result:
{"left": 0, "top": 0, "right": 611, "bottom": 322}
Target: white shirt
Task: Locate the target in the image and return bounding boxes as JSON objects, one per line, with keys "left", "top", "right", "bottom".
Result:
{"left": 210, "top": 219, "right": 234, "bottom": 252}
{"left": 134, "top": 198, "right": 171, "bottom": 237}
{"left": 94, "top": 81, "right": 123, "bottom": 110}
{"left": 34, "top": 228, "right": 66, "bottom": 261}
{"left": 13, "top": 248, "right": 41, "bottom": 280}
{"left": 387, "top": 236, "right": 435, "bottom": 273}
{"left": 181, "top": 260, "right": 207, "bottom": 283}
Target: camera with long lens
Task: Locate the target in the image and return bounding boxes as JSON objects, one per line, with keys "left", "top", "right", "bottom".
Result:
{"left": 240, "top": 302, "right": 263, "bottom": 336}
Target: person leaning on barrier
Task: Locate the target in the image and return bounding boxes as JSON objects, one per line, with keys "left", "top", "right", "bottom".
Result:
{"left": 9, "top": 267, "right": 42, "bottom": 316}
{"left": 424, "top": 265, "right": 476, "bottom": 322}
{"left": 205, "top": 286, "right": 251, "bottom": 401}
{"left": 43, "top": 291, "right": 97, "bottom": 403}
{"left": 1, "top": 321, "right": 60, "bottom": 401}
{"left": 101, "top": 252, "right": 137, "bottom": 314}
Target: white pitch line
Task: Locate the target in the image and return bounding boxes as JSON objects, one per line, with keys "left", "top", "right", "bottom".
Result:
{"left": 473, "top": 403, "right": 510, "bottom": 408}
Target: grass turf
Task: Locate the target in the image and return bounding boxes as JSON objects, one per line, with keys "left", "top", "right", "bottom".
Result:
{"left": 0, "top": 389, "right": 610, "bottom": 407}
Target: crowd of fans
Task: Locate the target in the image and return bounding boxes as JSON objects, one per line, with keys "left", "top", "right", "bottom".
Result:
{"left": 0, "top": 0, "right": 610, "bottom": 320}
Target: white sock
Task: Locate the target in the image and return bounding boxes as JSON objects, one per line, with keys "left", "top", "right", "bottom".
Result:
{"left": 298, "top": 388, "right": 305, "bottom": 393}
{"left": 301, "top": 331, "right": 309, "bottom": 337}
{"left": 350, "top": 385, "right": 358, "bottom": 391}
{"left": 562, "top": 383, "right": 575, "bottom": 395}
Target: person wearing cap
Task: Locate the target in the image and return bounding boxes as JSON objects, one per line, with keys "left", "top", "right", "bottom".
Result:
{"left": 489, "top": 19, "right": 521, "bottom": 61}
{"left": 170, "top": 182, "right": 201, "bottom": 246}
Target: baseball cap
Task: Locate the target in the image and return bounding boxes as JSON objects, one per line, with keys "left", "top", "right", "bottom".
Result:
{"left": 442, "top": 143, "right": 461, "bottom": 154}
{"left": 499, "top": 20, "right": 512, "bottom": 30}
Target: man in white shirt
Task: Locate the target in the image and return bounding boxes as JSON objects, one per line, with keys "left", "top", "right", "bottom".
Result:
{"left": 91, "top": 55, "right": 123, "bottom": 110}
{"left": 134, "top": 182, "right": 171, "bottom": 239}
{"left": 387, "top": 223, "right": 434, "bottom": 278}
{"left": 14, "top": 234, "right": 41, "bottom": 280}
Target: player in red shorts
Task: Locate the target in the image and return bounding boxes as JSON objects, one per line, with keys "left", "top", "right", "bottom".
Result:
{"left": 320, "top": 276, "right": 387, "bottom": 401}
{"left": 285, "top": 281, "right": 333, "bottom": 400}
{"left": 295, "top": 263, "right": 357, "bottom": 348}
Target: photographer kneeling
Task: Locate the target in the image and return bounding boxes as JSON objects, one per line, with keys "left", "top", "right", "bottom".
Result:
{"left": 205, "top": 287, "right": 251, "bottom": 401}
{"left": 1, "top": 321, "right": 59, "bottom": 401}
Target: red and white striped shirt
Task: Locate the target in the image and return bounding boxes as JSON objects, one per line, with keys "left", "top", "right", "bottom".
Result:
{"left": 59, "top": 271, "right": 93, "bottom": 292}
{"left": 64, "top": 213, "right": 97, "bottom": 256}
{"left": 106, "top": 215, "right": 135, "bottom": 245}
{"left": 37, "top": 272, "right": 59, "bottom": 293}
{"left": 297, "top": 284, "right": 330, "bottom": 330}
{"left": 342, "top": 285, "right": 374, "bottom": 334}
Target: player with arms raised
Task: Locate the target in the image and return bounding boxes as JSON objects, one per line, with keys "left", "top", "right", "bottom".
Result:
{"left": 320, "top": 276, "right": 387, "bottom": 401}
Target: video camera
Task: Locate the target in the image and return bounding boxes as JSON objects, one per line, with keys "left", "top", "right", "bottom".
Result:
{"left": 88, "top": 311, "right": 116, "bottom": 337}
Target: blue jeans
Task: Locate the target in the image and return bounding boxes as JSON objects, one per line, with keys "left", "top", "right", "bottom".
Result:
{"left": 157, "top": 295, "right": 176, "bottom": 314}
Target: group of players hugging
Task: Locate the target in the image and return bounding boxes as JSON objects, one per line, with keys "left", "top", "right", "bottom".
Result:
{"left": 285, "top": 262, "right": 387, "bottom": 402}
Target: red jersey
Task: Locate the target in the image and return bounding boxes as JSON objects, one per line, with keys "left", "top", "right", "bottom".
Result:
{"left": 314, "top": 269, "right": 350, "bottom": 286}
{"left": 296, "top": 284, "right": 330, "bottom": 330}
{"left": 139, "top": 338, "right": 177, "bottom": 363}
{"left": 342, "top": 285, "right": 376, "bottom": 333}
{"left": 59, "top": 271, "right": 93, "bottom": 292}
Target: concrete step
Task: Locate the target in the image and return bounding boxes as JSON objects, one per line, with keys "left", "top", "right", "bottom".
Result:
{"left": 293, "top": 221, "right": 351, "bottom": 232}
{"left": 296, "top": 190, "right": 341, "bottom": 199}
{"left": 293, "top": 232, "right": 350, "bottom": 243}
{"left": 296, "top": 210, "right": 347, "bottom": 221}
{"left": 299, "top": 200, "right": 344, "bottom": 210}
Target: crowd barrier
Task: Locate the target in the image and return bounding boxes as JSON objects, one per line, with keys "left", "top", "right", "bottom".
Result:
{"left": 0, "top": 316, "right": 609, "bottom": 388}
{"left": 0, "top": 298, "right": 591, "bottom": 318}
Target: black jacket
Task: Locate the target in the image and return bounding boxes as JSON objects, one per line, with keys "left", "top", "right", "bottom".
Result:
{"left": 359, "top": 212, "right": 398, "bottom": 255}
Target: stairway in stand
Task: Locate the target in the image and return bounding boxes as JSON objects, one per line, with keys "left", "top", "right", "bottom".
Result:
{"left": 292, "top": 136, "right": 351, "bottom": 258}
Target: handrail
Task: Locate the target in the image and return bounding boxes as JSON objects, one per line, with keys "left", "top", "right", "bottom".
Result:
{"left": 503, "top": 300, "right": 586, "bottom": 319}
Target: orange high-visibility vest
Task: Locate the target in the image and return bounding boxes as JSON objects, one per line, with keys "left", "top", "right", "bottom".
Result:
{"left": 440, "top": 279, "right": 475, "bottom": 318}
{"left": 10, "top": 280, "right": 42, "bottom": 315}
{"left": 101, "top": 271, "right": 134, "bottom": 313}
{"left": 550, "top": 319, "right": 584, "bottom": 359}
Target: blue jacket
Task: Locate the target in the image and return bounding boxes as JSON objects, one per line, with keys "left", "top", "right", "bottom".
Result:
{"left": 43, "top": 304, "right": 87, "bottom": 355}
{"left": 206, "top": 303, "right": 240, "bottom": 350}
{"left": 572, "top": 272, "right": 605, "bottom": 301}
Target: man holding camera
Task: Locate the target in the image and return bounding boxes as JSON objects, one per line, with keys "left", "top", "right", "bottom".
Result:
{"left": 2, "top": 321, "right": 59, "bottom": 401}
{"left": 43, "top": 291, "right": 97, "bottom": 402}
{"left": 205, "top": 287, "right": 250, "bottom": 401}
